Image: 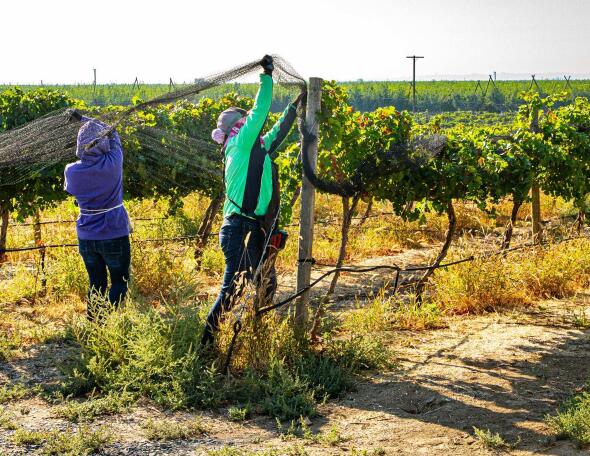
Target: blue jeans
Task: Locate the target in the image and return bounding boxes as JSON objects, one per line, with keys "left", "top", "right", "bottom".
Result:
{"left": 78, "top": 235, "right": 131, "bottom": 321}
{"left": 201, "top": 215, "right": 276, "bottom": 346}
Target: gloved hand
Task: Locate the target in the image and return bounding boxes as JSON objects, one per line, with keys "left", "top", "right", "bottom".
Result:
{"left": 66, "top": 108, "right": 84, "bottom": 122}
{"left": 260, "top": 55, "right": 274, "bottom": 76}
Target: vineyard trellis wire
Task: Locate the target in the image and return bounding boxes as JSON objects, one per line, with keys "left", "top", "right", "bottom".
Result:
{"left": 220, "top": 226, "right": 590, "bottom": 370}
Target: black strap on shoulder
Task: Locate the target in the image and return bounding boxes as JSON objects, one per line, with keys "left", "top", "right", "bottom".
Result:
{"left": 241, "top": 140, "right": 267, "bottom": 215}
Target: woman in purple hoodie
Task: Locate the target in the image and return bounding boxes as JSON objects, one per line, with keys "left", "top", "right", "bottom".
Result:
{"left": 64, "top": 118, "right": 131, "bottom": 321}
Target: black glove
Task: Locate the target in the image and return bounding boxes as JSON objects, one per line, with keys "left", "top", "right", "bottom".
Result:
{"left": 260, "top": 55, "right": 274, "bottom": 75}
{"left": 66, "top": 108, "right": 84, "bottom": 122}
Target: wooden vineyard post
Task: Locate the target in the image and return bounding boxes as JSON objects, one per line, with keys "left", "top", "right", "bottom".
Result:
{"left": 295, "top": 77, "right": 322, "bottom": 329}
{"left": 530, "top": 107, "right": 543, "bottom": 244}
{"left": 0, "top": 204, "right": 8, "bottom": 265}
{"left": 33, "top": 210, "right": 47, "bottom": 292}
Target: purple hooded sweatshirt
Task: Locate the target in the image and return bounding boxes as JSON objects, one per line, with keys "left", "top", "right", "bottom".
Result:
{"left": 64, "top": 118, "right": 130, "bottom": 241}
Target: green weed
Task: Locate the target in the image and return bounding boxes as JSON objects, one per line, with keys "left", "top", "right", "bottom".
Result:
{"left": 0, "top": 332, "right": 21, "bottom": 361}
{"left": 391, "top": 297, "right": 445, "bottom": 330}
{"left": 68, "top": 301, "right": 221, "bottom": 410}
{"left": 0, "top": 382, "right": 30, "bottom": 404}
{"left": 0, "top": 407, "right": 17, "bottom": 430}
{"left": 142, "top": 417, "right": 205, "bottom": 441}
{"left": 276, "top": 417, "right": 347, "bottom": 446}
{"left": 227, "top": 404, "right": 251, "bottom": 422}
{"left": 12, "top": 425, "right": 112, "bottom": 454}
{"left": 473, "top": 426, "right": 510, "bottom": 449}
{"left": 236, "top": 360, "right": 318, "bottom": 421}
{"left": 349, "top": 448, "right": 387, "bottom": 456}
{"left": 53, "top": 391, "right": 135, "bottom": 422}
{"left": 206, "top": 446, "right": 308, "bottom": 456}
{"left": 43, "top": 425, "right": 112, "bottom": 455}
{"left": 547, "top": 391, "right": 590, "bottom": 448}
{"left": 12, "top": 428, "right": 46, "bottom": 445}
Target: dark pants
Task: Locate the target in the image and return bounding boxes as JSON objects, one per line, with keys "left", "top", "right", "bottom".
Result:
{"left": 201, "top": 215, "right": 276, "bottom": 346}
{"left": 79, "top": 235, "right": 131, "bottom": 321}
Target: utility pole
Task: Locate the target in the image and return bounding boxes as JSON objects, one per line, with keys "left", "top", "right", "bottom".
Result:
{"left": 296, "top": 77, "right": 322, "bottom": 330}
{"left": 493, "top": 71, "right": 497, "bottom": 82}
{"left": 169, "top": 77, "right": 175, "bottom": 93}
{"left": 92, "top": 68, "right": 97, "bottom": 104}
{"left": 406, "top": 55, "right": 424, "bottom": 112}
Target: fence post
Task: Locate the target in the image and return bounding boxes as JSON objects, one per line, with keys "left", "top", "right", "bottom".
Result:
{"left": 33, "top": 209, "right": 47, "bottom": 292}
{"left": 295, "top": 77, "right": 322, "bottom": 328}
{"left": 0, "top": 204, "right": 8, "bottom": 264}
{"left": 530, "top": 107, "right": 542, "bottom": 244}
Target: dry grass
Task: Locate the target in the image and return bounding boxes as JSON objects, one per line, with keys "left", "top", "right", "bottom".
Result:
{"left": 430, "top": 238, "right": 590, "bottom": 316}
{"left": 1, "top": 192, "right": 586, "bottom": 356}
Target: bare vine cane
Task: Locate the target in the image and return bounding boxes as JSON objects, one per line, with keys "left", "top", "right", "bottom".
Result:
{"left": 254, "top": 245, "right": 280, "bottom": 332}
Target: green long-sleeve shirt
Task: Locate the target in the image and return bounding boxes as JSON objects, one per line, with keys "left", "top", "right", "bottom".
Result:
{"left": 223, "top": 73, "right": 297, "bottom": 219}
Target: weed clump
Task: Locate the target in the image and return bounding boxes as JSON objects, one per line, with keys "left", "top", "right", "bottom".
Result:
{"left": 142, "top": 417, "right": 205, "bottom": 441}
{"left": 227, "top": 404, "right": 251, "bottom": 422}
{"left": 64, "top": 291, "right": 391, "bottom": 421}
{"left": 547, "top": 391, "right": 590, "bottom": 448}
{"left": 65, "top": 301, "right": 219, "bottom": 410}
{"left": 0, "top": 382, "right": 30, "bottom": 404}
{"left": 0, "top": 407, "right": 17, "bottom": 430}
{"left": 430, "top": 238, "right": 590, "bottom": 315}
{"left": 53, "top": 391, "right": 135, "bottom": 422}
{"left": 12, "top": 425, "right": 112, "bottom": 455}
{"left": 473, "top": 426, "right": 510, "bottom": 449}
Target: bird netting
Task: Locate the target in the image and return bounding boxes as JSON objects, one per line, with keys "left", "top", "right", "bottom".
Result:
{"left": 0, "top": 54, "right": 450, "bottom": 205}
{"left": 0, "top": 55, "right": 306, "bottom": 188}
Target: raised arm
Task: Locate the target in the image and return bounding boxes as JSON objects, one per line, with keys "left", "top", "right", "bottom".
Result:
{"left": 235, "top": 73, "right": 273, "bottom": 150}
{"left": 262, "top": 102, "right": 298, "bottom": 157}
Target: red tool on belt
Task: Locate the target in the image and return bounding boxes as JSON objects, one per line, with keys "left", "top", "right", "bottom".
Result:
{"left": 269, "top": 229, "right": 288, "bottom": 250}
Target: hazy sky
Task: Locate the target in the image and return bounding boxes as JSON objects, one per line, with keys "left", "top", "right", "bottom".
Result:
{"left": 2, "top": 0, "right": 589, "bottom": 83}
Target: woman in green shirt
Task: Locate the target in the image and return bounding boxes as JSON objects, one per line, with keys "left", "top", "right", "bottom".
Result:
{"left": 202, "top": 56, "right": 301, "bottom": 346}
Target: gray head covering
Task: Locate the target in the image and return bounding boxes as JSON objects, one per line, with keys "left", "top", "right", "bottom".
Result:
{"left": 211, "top": 107, "right": 247, "bottom": 144}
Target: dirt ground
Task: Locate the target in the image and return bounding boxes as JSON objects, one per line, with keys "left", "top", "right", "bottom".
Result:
{"left": 1, "top": 243, "right": 590, "bottom": 455}
{"left": 1, "top": 295, "right": 589, "bottom": 455}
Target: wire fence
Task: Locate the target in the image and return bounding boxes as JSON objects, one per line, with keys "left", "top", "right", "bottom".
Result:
{"left": 220, "top": 227, "right": 589, "bottom": 370}
{"left": 2, "top": 208, "right": 586, "bottom": 321}
{"left": 1, "top": 209, "right": 442, "bottom": 256}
